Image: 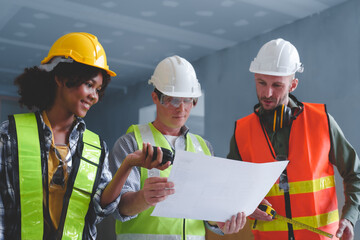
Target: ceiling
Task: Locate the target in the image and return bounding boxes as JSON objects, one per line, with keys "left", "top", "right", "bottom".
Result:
{"left": 0, "top": 0, "right": 348, "bottom": 96}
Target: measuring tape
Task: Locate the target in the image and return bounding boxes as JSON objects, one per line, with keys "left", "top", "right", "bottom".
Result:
{"left": 258, "top": 204, "right": 333, "bottom": 239}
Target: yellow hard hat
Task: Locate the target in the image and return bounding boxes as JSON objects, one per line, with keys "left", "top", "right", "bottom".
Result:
{"left": 41, "top": 32, "right": 116, "bottom": 76}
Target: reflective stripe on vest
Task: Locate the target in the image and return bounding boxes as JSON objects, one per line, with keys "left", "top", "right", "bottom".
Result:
{"left": 234, "top": 103, "right": 339, "bottom": 239}
{"left": 249, "top": 210, "right": 339, "bottom": 231}
{"left": 14, "top": 113, "right": 44, "bottom": 240}
{"left": 266, "top": 175, "right": 335, "bottom": 197}
{"left": 116, "top": 123, "right": 210, "bottom": 240}
{"left": 62, "top": 129, "right": 102, "bottom": 239}
{"left": 128, "top": 123, "right": 211, "bottom": 178}
{"left": 116, "top": 234, "right": 206, "bottom": 240}
{"left": 14, "top": 113, "right": 102, "bottom": 240}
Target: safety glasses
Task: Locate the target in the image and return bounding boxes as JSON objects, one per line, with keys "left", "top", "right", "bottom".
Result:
{"left": 50, "top": 145, "right": 71, "bottom": 188}
{"left": 160, "top": 95, "right": 196, "bottom": 108}
{"left": 155, "top": 89, "right": 198, "bottom": 108}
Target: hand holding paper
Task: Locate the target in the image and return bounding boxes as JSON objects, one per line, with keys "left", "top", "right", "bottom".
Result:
{"left": 143, "top": 177, "right": 175, "bottom": 206}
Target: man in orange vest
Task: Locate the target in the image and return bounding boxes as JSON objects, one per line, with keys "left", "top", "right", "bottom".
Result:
{"left": 228, "top": 38, "right": 359, "bottom": 240}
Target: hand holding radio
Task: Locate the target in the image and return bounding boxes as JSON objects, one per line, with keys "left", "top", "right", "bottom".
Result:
{"left": 150, "top": 146, "right": 174, "bottom": 165}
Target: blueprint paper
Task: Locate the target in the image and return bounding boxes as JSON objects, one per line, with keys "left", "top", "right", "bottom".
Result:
{"left": 151, "top": 150, "right": 288, "bottom": 222}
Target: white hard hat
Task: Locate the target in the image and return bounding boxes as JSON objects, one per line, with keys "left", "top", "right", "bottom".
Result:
{"left": 148, "top": 55, "right": 202, "bottom": 98}
{"left": 249, "top": 38, "right": 304, "bottom": 76}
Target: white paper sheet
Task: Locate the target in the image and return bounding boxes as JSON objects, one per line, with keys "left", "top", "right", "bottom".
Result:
{"left": 151, "top": 150, "right": 288, "bottom": 222}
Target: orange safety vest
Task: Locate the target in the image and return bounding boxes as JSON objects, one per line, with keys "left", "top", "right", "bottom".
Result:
{"left": 235, "top": 103, "right": 339, "bottom": 240}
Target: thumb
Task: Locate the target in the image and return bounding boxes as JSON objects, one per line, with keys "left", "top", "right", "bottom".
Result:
{"left": 216, "top": 222, "right": 225, "bottom": 229}
{"left": 336, "top": 222, "right": 345, "bottom": 238}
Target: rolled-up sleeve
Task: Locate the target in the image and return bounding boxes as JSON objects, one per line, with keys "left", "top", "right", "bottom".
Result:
{"left": 108, "top": 133, "right": 141, "bottom": 222}
{"left": 92, "top": 141, "right": 121, "bottom": 224}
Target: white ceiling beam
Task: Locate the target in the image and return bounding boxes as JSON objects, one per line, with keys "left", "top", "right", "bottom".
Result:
{"left": 0, "top": 1, "right": 21, "bottom": 31}
{"left": 241, "top": 0, "right": 329, "bottom": 18}
{"left": 108, "top": 58, "right": 154, "bottom": 70}
{"left": 0, "top": 37, "right": 49, "bottom": 50}
{"left": 11, "top": 0, "right": 236, "bottom": 50}
{"left": 0, "top": 39, "right": 154, "bottom": 70}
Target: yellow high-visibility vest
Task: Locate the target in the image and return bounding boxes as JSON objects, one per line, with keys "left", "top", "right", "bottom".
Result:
{"left": 116, "top": 123, "right": 211, "bottom": 240}
{"left": 14, "top": 113, "right": 102, "bottom": 240}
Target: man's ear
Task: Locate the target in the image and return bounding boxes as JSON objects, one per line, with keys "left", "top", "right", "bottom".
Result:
{"left": 289, "top": 78, "right": 299, "bottom": 93}
{"left": 151, "top": 91, "right": 158, "bottom": 104}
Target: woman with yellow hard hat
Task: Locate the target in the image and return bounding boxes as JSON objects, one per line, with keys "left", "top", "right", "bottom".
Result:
{"left": 0, "top": 32, "right": 169, "bottom": 239}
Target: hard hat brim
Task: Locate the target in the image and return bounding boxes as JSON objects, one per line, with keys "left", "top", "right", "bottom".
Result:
{"left": 159, "top": 90, "right": 202, "bottom": 98}
{"left": 249, "top": 69, "right": 296, "bottom": 77}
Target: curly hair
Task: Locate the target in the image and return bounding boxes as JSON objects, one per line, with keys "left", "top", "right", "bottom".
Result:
{"left": 14, "top": 61, "right": 111, "bottom": 111}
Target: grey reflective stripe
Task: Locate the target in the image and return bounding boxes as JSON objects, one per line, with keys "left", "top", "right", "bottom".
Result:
{"left": 138, "top": 124, "right": 155, "bottom": 145}
{"left": 148, "top": 168, "right": 160, "bottom": 177}
{"left": 185, "top": 236, "right": 205, "bottom": 240}
{"left": 187, "top": 133, "right": 204, "bottom": 153}
{"left": 117, "top": 234, "right": 205, "bottom": 240}
{"left": 138, "top": 124, "right": 160, "bottom": 177}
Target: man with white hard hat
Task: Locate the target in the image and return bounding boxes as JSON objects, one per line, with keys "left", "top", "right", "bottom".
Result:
{"left": 109, "top": 55, "right": 246, "bottom": 239}
{"left": 227, "top": 38, "right": 359, "bottom": 240}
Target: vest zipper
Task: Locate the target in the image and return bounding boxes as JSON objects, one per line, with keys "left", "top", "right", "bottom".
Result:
{"left": 183, "top": 218, "right": 185, "bottom": 240}
{"left": 286, "top": 121, "right": 295, "bottom": 240}
{"left": 36, "top": 112, "right": 55, "bottom": 238}
{"left": 284, "top": 187, "right": 294, "bottom": 240}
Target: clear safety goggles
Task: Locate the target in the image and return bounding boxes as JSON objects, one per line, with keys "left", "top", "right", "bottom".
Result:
{"left": 160, "top": 95, "right": 197, "bottom": 108}
{"left": 154, "top": 88, "right": 198, "bottom": 108}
